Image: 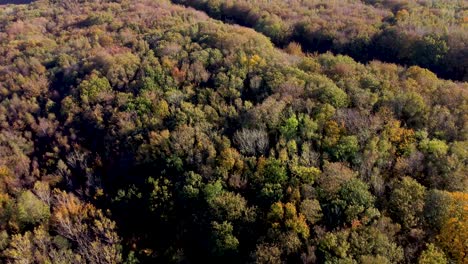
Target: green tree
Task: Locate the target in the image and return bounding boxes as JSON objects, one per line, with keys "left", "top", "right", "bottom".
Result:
{"left": 17, "top": 190, "right": 50, "bottom": 228}
{"left": 211, "top": 221, "right": 239, "bottom": 255}
{"left": 338, "top": 178, "right": 376, "bottom": 223}
{"left": 300, "top": 199, "right": 322, "bottom": 224}
{"left": 318, "top": 230, "right": 351, "bottom": 262}
{"left": 331, "top": 135, "right": 359, "bottom": 162}
{"left": 418, "top": 244, "right": 447, "bottom": 264}
{"left": 79, "top": 72, "right": 112, "bottom": 104}
{"left": 390, "top": 177, "right": 426, "bottom": 229}
{"left": 280, "top": 114, "right": 299, "bottom": 140}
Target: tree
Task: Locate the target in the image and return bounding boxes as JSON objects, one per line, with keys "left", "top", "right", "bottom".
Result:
{"left": 349, "top": 226, "right": 403, "bottom": 263}
{"left": 211, "top": 221, "right": 239, "bottom": 256}
{"left": 317, "top": 162, "right": 356, "bottom": 199}
{"left": 423, "top": 189, "right": 452, "bottom": 231}
{"left": 257, "top": 158, "right": 288, "bottom": 185}
{"left": 393, "top": 92, "right": 428, "bottom": 129}
{"left": 418, "top": 244, "right": 447, "bottom": 264}
{"left": 53, "top": 190, "right": 122, "bottom": 263}
{"left": 208, "top": 191, "right": 255, "bottom": 222}
{"left": 252, "top": 243, "right": 282, "bottom": 264}
{"left": 16, "top": 190, "right": 50, "bottom": 228}
{"left": 234, "top": 128, "right": 269, "bottom": 155}
{"left": 290, "top": 164, "right": 320, "bottom": 186}
{"left": 268, "top": 202, "right": 310, "bottom": 239}
{"left": 318, "top": 230, "right": 351, "bottom": 262}
{"left": 411, "top": 35, "right": 448, "bottom": 69}
{"left": 4, "top": 226, "right": 80, "bottom": 264}
{"left": 330, "top": 135, "right": 359, "bottom": 162}
{"left": 105, "top": 52, "right": 140, "bottom": 89}
{"left": 78, "top": 72, "right": 112, "bottom": 104}
{"left": 300, "top": 199, "right": 322, "bottom": 224}
{"left": 390, "top": 177, "right": 426, "bottom": 229}
{"left": 338, "top": 178, "right": 377, "bottom": 224}
{"left": 437, "top": 192, "right": 468, "bottom": 263}
{"left": 279, "top": 114, "right": 299, "bottom": 140}
{"left": 419, "top": 139, "right": 449, "bottom": 159}
{"left": 311, "top": 75, "right": 349, "bottom": 108}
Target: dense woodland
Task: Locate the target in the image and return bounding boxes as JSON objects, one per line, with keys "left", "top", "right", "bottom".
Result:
{"left": 175, "top": 0, "right": 468, "bottom": 81}
{"left": 0, "top": 0, "right": 467, "bottom": 263}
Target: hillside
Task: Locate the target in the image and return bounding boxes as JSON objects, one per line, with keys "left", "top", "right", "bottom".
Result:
{"left": 0, "top": 0, "right": 32, "bottom": 4}
{"left": 174, "top": 0, "right": 468, "bottom": 81}
{"left": 0, "top": 0, "right": 466, "bottom": 263}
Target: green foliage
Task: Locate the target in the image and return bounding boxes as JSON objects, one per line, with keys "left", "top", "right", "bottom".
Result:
{"left": 300, "top": 199, "right": 322, "bottom": 224}
{"left": 348, "top": 226, "right": 403, "bottom": 263}
{"left": 311, "top": 75, "right": 349, "bottom": 108}
{"left": 261, "top": 158, "right": 288, "bottom": 185}
{"left": 280, "top": 114, "right": 299, "bottom": 139}
{"left": 16, "top": 191, "right": 50, "bottom": 228}
{"left": 84, "top": 12, "right": 113, "bottom": 26}
{"left": 291, "top": 165, "right": 320, "bottom": 184}
{"left": 424, "top": 189, "right": 452, "bottom": 231}
{"left": 338, "top": 179, "right": 376, "bottom": 223}
{"left": 418, "top": 244, "right": 447, "bottom": 264}
{"left": 318, "top": 230, "right": 351, "bottom": 261}
{"left": 390, "top": 177, "right": 426, "bottom": 229}
{"left": 211, "top": 221, "right": 239, "bottom": 255}
{"left": 0, "top": 0, "right": 466, "bottom": 263}
{"left": 420, "top": 139, "right": 449, "bottom": 159}
{"left": 208, "top": 191, "right": 254, "bottom": 222}
{"left": 331, "top": 136, "right": 359, "bottom": 162}
{"left": 79, "top": 72, "right": 112, "bottom": 104}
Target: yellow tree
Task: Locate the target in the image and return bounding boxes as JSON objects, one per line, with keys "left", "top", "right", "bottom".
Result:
{"left": 437, "top": 192, "right": 467, "bottom": 263}
{"left": 53, "top": 190, "right": 122, "bottom": 263}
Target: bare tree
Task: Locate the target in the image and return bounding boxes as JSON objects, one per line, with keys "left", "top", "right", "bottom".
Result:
{"left": 234, "top": 128, "right": 269, "bottom": 155}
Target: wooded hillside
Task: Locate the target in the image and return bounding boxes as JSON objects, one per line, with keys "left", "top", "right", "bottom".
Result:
{"left": 0, "top": 0, "right": 466, "bottom": 263}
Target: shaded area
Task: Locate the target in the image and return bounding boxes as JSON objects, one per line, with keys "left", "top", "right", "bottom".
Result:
{"left": 0, "top": 0, "right": 33, "bottom": 4}
{"left": 0, "top": 0, "right": 466, "bottom": 263}
{"left": 173, "top": 0, "right": 467, "bottom": 81}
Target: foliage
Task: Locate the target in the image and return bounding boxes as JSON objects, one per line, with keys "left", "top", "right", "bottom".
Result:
{"left": 0, "top": 0, "right": 465, "bottom": 263}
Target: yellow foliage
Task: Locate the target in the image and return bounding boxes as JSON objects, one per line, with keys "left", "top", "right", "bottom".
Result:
{"left": 0, "top": 166, "right": 10, "bottom": 177}
{"left": 268, "top": 202, "right": 284, "bottom": 222}
{"left": 219, "top": 148, "right": 238, "bottom": 170}
{"left": 284, "top": 202, "right": 297, "bottom": 219}
{"left": 437, "top": 192, "right": 468, "bottom": 263}
{"left": 156, "top": 99, "right": 170, "bottom": 118}
{"left": 285, "top": 42, "right": 303, "bottom": 56}
{"left": 52, "top": 190, "right": 121, "bottom": 263}
{"left": 396, "top": 9, "right": 410, "bottom": 21}
{"left": 269, "top": 202, "right": 310, "bottom": 239}
{"left": 323, "top": 120, "right": 342, "bottom": 147}
{"left": 291, "top": 165, "right": 320, "bottom": 184}
{"left": 0, "top": 166, "right": 16, "bottom": 193}
{"left": 279, "top": 148, "right": 288, "bottom": 161}
{"left": 386, "top": 120, "right": 415, "bottom": 155}
{"left": 0, "top": 166, "right": 11, "bottom": 192}
{"left": 149, "top": 129, "right": 170, "bottom": 146}
{"left": 285, "top": 213, "right": 310, "bottom": 239}
{"left": 249, "top": 54, "right": 263, "bottom": 66}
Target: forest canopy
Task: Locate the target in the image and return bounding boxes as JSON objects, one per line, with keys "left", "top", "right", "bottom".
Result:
{"left": 174, "top": 0, "right": 468, "bottom": 81}
{"left": 0, "top": 0, "right": 466, "bottom": 263}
